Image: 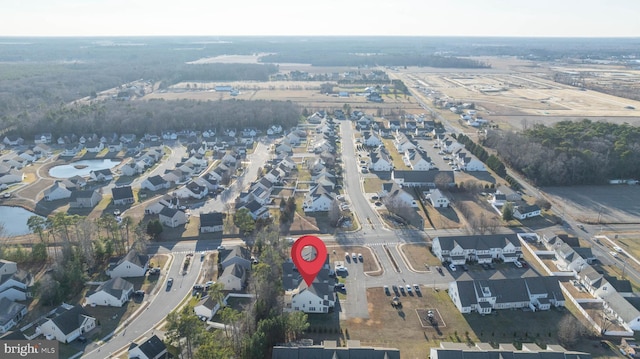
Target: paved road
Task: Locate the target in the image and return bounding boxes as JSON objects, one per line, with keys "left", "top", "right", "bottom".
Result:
{"left": 82, "top": 250, "right": 203, "bottom": 358}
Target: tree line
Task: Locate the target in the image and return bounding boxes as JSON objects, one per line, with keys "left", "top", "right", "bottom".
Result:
{"left": 0, "top": 213, "right": 147, "bottom": 306}
{"left": 261, "top": 53, "right": 490, "bottom": 68}
{"left": 483, "top": 120, "right": 640, "bottom": 186}
{"left": 11, "top": 99, "right": 300, "bottom": 139}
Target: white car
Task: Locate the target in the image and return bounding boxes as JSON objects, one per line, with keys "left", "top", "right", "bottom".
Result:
{"left": 514, "top": 260, "right": 523, "bottom": 268}
{"left": 449, "top": 263, "right": 457, "bottom": 272}
{"left": 613, "top": 246, "right": 623, "bottom": 253}
{"left": 609, "top": 251, "right": 619, "bottom": 258}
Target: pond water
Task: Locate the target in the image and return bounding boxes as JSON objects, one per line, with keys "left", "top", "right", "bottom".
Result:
{"left": 0, "top": 206, "right": 43, "bottom": 237}
{"left": 49, "top": 159, "right": 120, "bottom": 178}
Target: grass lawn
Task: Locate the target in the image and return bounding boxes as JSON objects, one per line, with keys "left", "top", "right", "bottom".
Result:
{"left": 381, "top": 138, "right": 411, "bottom": 170}
{"left": 399, "top": 243, "right": 441, "bottom": 270}
{"left": 363, "top": 177, "right": 386, "bottom": 194}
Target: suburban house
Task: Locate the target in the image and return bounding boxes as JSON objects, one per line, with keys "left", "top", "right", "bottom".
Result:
{"left": 432, "top": 233, "right": 526, "bottom": 265}
{"left": 448, "top": 277, "right": 565, "bottom": 314}
{"left": 162, "top": 169, "right": 187, "bottom": 185}
{"left": 430, "top": 342, "right": 589, "bottom": 359}
{"left": 18, "top": 150, "right": 38, "bottom": 163}
{"left": 0, "top": 298, "right": 27, "bottom": 334}
{"left": 392, "top": 170, "right": 454, "bottom": 188}
{"left": 120, "top": 162, "right": 144, "bottom": 177}
{"left": 33, "top": 144, "right": 53, "bottom": 158}
{"left": 404, "top": 150, "right": 434, "bottom": 171}
{"left": 369, "top": 149, "right": 393, "bottom": 172}
{"left": 43, "top": 181, "right": 73, "bottom": 201}
{"left": 36, "top": 304, "right": 96, "bottom": 343}
{"left": 106, "top": 250, "right": 149, "bottom": 278}
{"left": 273, "top": 341, "right": 400, "bottom": 359}
{"left": 199, "top": 212, "right": 224, "bottom": 233}
{"left": 112, "top": 186, "right": 135, "bottom": 206}
{"left": 175, "top": 181, "right": 208, "bottom": 199}
{"left": 84, "top": 140, "right": 104, "bottom": 153}
{"left": 141, "top": 175, "right": 170, "bottom": 192}
{"left": 158, "top": 207, "right": 188, "bottom": 228}
{"left": 220, "top": 246, "right": 252, "bottom": 271}
{"left": 287, "top": 281, "right": 335, "bottom": 314}
{"left": 362, "top": 131, "right": 382, "bottom": 147}
{"left": 3, "top": 136, "right": 24, "bottom": 146}
{"left": 380, "top": 183, "right": 418, "bottom": 208}
{"left": 0, "top": 261, "right": 32, "bottom": 302}
{"left": 0, "top": 170, "right": 24, "bottom": 185}
{"left": 90, "top": 168, "right": 113, "bottom": 182}
{"left": 85, "top": 277, "right": 134, "bottom": 307}
{"left": 425, "top": 189, "right": 450, "bottom": 208}
{"left": 513, "top": 204, "right": 542, "bottom": 220}
{"left": 128, "top": 334, "right": 168, "bottom": 359}
{"left": 236, "top": 200, "right": 269, "bottom": 219}
{"left": 69, "top": 190, "right": 103, "bottom": 208}
{"left": 303, "top": 185, "right": 335, "bottom": 212}
{"left": 218, "top": 263, "right": 246, "bottom": 291}
{"left": 194, "top": 296, "right": 221, "bottom": 321}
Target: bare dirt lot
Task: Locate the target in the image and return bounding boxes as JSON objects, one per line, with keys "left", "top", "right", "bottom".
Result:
{"left": 544, "top": 185, "right": 640, "bottom": 224}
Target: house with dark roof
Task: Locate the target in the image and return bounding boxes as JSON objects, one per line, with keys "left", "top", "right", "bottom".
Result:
{"left": 514, "top": 204, "right": 542, "bottom": 220}
{"left": 219, "top": 246, "right": 252, "bottom": 271}
{"left": 106, "top": 249, "right": 149, "bottom": 278}
{"left": 37, "top": 304, "right": 95, "bottom": 343}
{"left": 85, "top": 277, "right": 134, "bottom": 307}
{"left": 128, "top": 334, "right": 168, "bottom": 359}
{"left": 43, "top": 181, "right": 73, "bottom": 201}
{"left": 392, "top": 170, "right": 454, "bottom": 188}
{"left": 287, "top": 281, "right": 335, "bottom": 314}
{"left": 158, "top": 206, "right": 188, "bottom": 228}
{"left": 140, "top": 175, "right": 170, "bottom": 192}
{"left": 236, "top": 200, "right": 269, "bottom": 219}
{"left": 0, "top": 262, "right": 32, "bottom": 302}
{"left": 432, "top": 233, "right": 526, "bottom": 265}
{"left": 0, "top": 298, "right": 27, "bottom": 334}
{"left": 69, "top": 189, "right": 102, "bottom": 208}
{"left": 448, "top": 277, "right": 565, "bottom": 314}
{"left": 175, "top": 181, "right": 208, "bottom": 199}
{"left": 303, "top": 185, "right": 335, "bottom": 212}
{"left": 273, "top": 340, "right": 400, "bottom": 359}
{"left": 199, "top": 212, "right": 224, "bottom": 233}
{"left": 89, "top": 168, "right": 113, "bottom": 182}
{"left": 218, "top": 263, "right": 246, "bottom": 291}
{"left": 430, "top": 342, "right": 590, "bottom": 359}
{"left": 112, "top": 186, "right": 134, "bottom": 206}
{"left": 194, "top": 296, "right": 220, "bottom": 321}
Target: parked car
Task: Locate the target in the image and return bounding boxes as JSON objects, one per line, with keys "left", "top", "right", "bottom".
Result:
{"left": 436, "top": 266, "right": 443, "bottom": 275}
{"left": 392, "top": 285, "right": 399, "bottom": 296}
{"left": 358, "top": 253, "right": 363, "bottom": 262}
{"left": 166, "top": 277, "right": 174, "bottom": 290}
{"left": 149, "top": 267, "right": 160, "bottom": 275}
{"left": 352, "top": 253, "right": 357, "bottom": 261}
{"left": 514, "top": 260, "right": 523, "bottom": 268}
{"left": 384, "top": 285, "right": 390, "bottom": 296}
{"left": 399, "top": 286, "right": 406, "bottom": 295}
{"left": 217, "top": 245, "right": 225, "bottom": 250}
{"left": 406, "top": 284, "right": 412, "bottom": 294}
{"left": 462, "top": 264, "right": 469, "bottom": 271}
{"left": 413, "top": 284, "right": 420, "bottom": 292}
{"left": 449, "top": 263, "right": 457, "bottom": 272}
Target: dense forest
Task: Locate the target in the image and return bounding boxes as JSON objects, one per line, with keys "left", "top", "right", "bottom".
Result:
{"left": 260, "top": 53, "right": 490, "bottom": 68}
{"left": 10, "top": 99, "right": 300, "bottom": 138}
{"left": 484, "top": 120, "right": 640, "bottom": 186}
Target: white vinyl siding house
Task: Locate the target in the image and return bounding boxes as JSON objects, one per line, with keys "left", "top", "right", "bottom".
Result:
{"left": 106, "top": 250, "right": 149, "bottom": 278}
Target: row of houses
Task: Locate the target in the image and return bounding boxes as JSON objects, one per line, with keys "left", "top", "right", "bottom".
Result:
{"left": 0, "top": 260, "right": 32, "bottom": 334}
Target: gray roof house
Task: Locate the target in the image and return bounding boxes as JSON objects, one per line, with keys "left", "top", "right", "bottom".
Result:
{"left": 112, "top": 186, "right": 135, "bottom": 206}
{"left": 106, "top": 250, "right": 149, "bottom": 278}
{"left": 199, "top": 212, "right": 224, "bottom": 233}
{"left": 0, "top": 297, "right": 27, "bottom": 334}
{"left": 85, "top": 277, "right": 134, "bottom": 307}
{"left": 432, "top": 233, "right": 525, "bottom": 264}
{"left": 37, "top": 304, "right": 95, "bottom": 343}
{"left": 128, "top": 334, "right": 168, "bottom": 359}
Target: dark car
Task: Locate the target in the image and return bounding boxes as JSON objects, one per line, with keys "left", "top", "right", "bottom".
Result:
{"left": 392, "top": 285, "right": 399, "bottom": 296}
{"left": 384, "top": 285, "right": 390, "bottom": 296}
{"left": 462, "top": 264, "right": 469, "bottom": 271}
{"left": 436, "top": 266, "right": 443, "bottom": 275}
{"left": 399, "top": 286, "right": 406, "bottom": 296}
{"left": 166, "top": 277, "right": 174, "bottom": 290}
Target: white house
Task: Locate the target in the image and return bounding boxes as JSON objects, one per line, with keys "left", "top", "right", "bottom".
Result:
{"left": 141, "top": 175, "right": 170, "bottom": 192}
{"left": 426, "top": 189, "right": 449, "bottom": 208}
{"left": 303, "top": 185, "right": 335, "bottom": 212}
{"left": 199, "top": 212, "right": 224, "bottom": 233}
{"left": 158, "top": 207, "right": 188, "bottom": 228}
{"left": 513, "top": 204, "right": 542, "bottom": 220}
{"left": 69, "top": 190, "right": 102, "bottom": 209}
{"left": 90, "top": 168, "right": 113, "bottom": 182}
{"left": 85, "top": 277, "right": 134, "bottom": 307}
{"left": 112, "top": 186, "right": 135, "bottom": 205}
{"left": 43, "top": 181, "right": 73, "bottom": 201}
{"left": 194, "top": 296, "right": 221, "bottom": 321}
{"left": 120, "top": 162, "right": 144, "bottom": 177}
{"left": 218, "top": 263, "right": 246, "bottom": 291}
{"left": 448, "top": 277, "right": 564, "bottom": 315}
{"left": 37, "top": 304, "right": 96, "bottom": 343}
{"left": 369, "top": 150, "right": 393, "bottom": 172}
{"left": 362, "top": 131, "right": 382, "bottom": 147}
{"left": 431, "top": 234, "right": 524, "bottom": 265}
{"left": 219, "top": 246, "right": 252, "bottom": 271}
{"left": 106, "top": 250, "right": 149, "bottom": 278}
{"left": 128, "top": 335, "right": 168, "bottom": 359}
{"left": 0, "top": 298, "right": 27, "bottom": 334}
{"left": 287, "top": 281, "right": 335, "bottom": 314}
{"left": 380, "top": 183, "right": 418, "bottom": 208}
{"left": 404, "top": 150, "right": 433, "bottom": 171}
{"left": 0, "top": 263, "right": 31, "bottom": 302}
{"left": 174, "top": 181, "right": 208, "bottom": 200}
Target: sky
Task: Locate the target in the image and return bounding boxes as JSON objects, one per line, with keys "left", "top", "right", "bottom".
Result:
{"left": 2, "top": 0, "right": 640, "bottom": 37}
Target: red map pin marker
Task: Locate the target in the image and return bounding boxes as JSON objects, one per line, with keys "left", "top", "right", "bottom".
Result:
{"left": 291, "top": 235, "right": 327, "bottom": 286}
